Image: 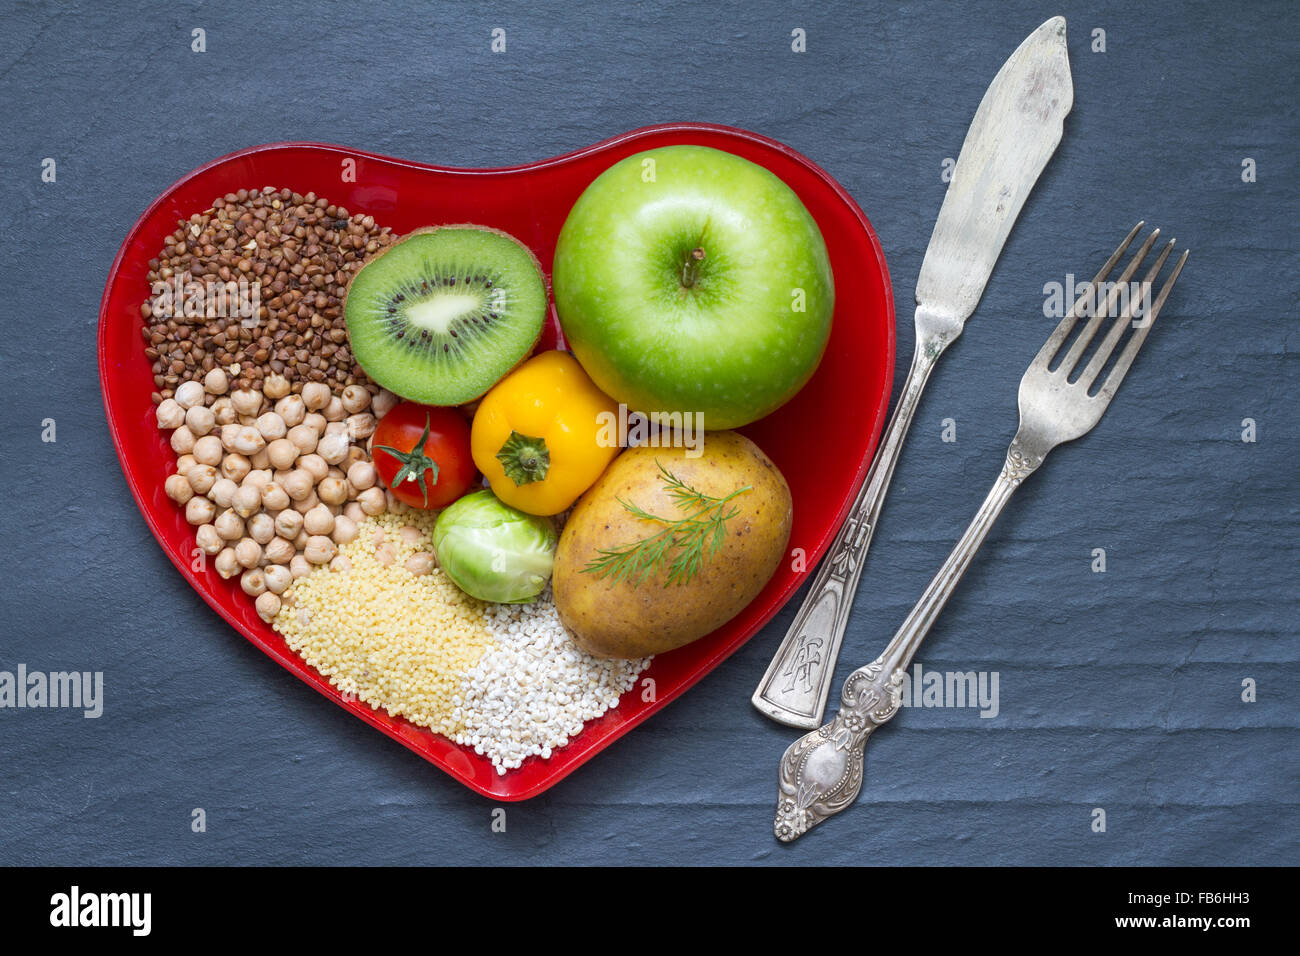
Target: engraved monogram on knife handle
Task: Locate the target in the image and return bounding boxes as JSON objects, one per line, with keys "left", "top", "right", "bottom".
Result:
{"left": 751, "top": 337, "right": 949, "bottom": 729}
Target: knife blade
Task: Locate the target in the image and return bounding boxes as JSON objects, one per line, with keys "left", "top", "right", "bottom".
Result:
{"left": 752, "top": 16, "right": 1073, "bottom": 729}
{"left": 916, "top": 15, "right": 1074, "bottom": 334}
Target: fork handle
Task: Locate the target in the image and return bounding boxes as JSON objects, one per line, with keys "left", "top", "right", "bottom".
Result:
{"left": 774, "top": 439, "right": 1043, "bottom": 841}
{"left": 753, "top": 338, "right": 943, "bottom": 728}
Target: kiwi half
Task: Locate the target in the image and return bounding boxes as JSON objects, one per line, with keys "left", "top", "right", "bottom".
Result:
{"left": 344, "top": 225, "right": 548, "bottom": 405}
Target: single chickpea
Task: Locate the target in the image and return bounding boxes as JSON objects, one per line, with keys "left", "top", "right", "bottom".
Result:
{"left": 304, "top": 535, "right": 337, "bottom": 565}
{"left": 329, "top": 554, "right": 353, "bottom": 573}
{"left": 248, "top": 446, "right": 271, "bottom": 471}
{"left": 340, "top": 384, "right": 370, "bottom": 414}
{"left": 267, "top": 437, "right": 299, "bottom": 470}
{"left": 231, "top": 425, "right": 265, "bottom": 456}
{"left": 372, "top": 389, "right": 399, "bottom": 418}
{"left": 170, "top": 425, "right": 196, "bottom": 455}
{"left": 303, "top": 412, "right": 328, "bottom": 434}
{"left": 165, "top": 473, "right": 194, "bottom": 505}
{"left": 155, "top": 398, "right": 185, "bottom": 430}
{"left": 323, "top": 396, "right": 346, "bottom": 422}
{"left": 330, "top": 514, "right": 359, "bottom": 546}
{"left": 318, "top": 476, "right": 348, "bottom": 506}
{"left": 264, "top": 537, "right": 295, "bottom": 566}
{"left": 192, "top": 435, "right": 224, "bottom": 466}
{"left": 405, "top": 552, "right": 434, "bottom": 575}
{"left": 230, "top": 388, "right": 263, "bottom": 417}
{"left": 255, "top": 411, "right": 287, "bottom": 441}
{"left": 287, "top": 423, "right": 317, "bottom": 456}
{"left": 345, "top": 413, "right": 377, "bottom": 440}
{"left": 247, "top": 512, "right": 276, "bottom": 545}
{"left": 215, "top": 547, "right": 241, "bottom": 579}
{"left": 214, "top": 509, "right": 245, "bottom": 541}
{"left": 291, "top": 490, "right": 321, "bottom": 515}
{"left": 297, "top": 453, "right": 328, "bottom": 482}
{"left": 218, "top": 423, "right": 242, "bottom": 452}
{"left": 220, "top": 453, "right": 251, "bottom": 483}
{"left": 185, "top": 496, "right": 215, "bottom": 525}
{"left": 303, "top": 504, "right": 335, "bottom": 536}
{"left": 283, "top": 469, "right": 314, "bottom": 501}
{"left": 343, "top": 501, "right": 365, "bottom": 524}
{"left": 358, "top": 487, "right": 386, "bottom": 516}
{"left": 302, "top": 382, "right": 331, "bottom": 411}
{"left": 174, "top": 380, "right": 206, "bottom": 409}
{"left": 274, "top": 509, "right": 303, "bottom": 540}
{"left": 255, "top": 590, "right": 281, "bottom": 622}
{"left": 263, "top": 565, "right": 292, "bottom": 595}
{"left": 185, "top": 404, "right": 216, "bottom": 437}
{"left": 399, "top": 525, "right": 423, "bottom": 546}
{"left": 375, "top": 543, "right": 397, "bottom": 567}
{"left": 262, "top": 373, "right": 291, "bottom": 400}
{"left": 345, "top": 461, "right": 377, "bottom": 493}
{"left": 289, "top": 554, "right": 313, "bottom": 579}
{"left": 187, "top": 463, "right": 218, "bottom": 495}
{"left": 234, "top": 537, "right": 263, "bottom": 569}
{"left": 195, "top": 524, "right": 223, "bottom": 555}
{"left": 204, "top": 368, "right": 229, "bottom": 396}
{"left": 324, "top": 421, "right": 349, "bottom": 437}
{"left": 212, "top": 397, "right": 237, "bottom": 425}
{"left": 175, "top": 453, "right": 197, "bottom": 475}
{"left": 317, "top": 432, "right": 350, "bottom": 466}
{"left": 242, "top": 469, "right": 272, "bottom": 492}
{"left": 231, "top": 484, "right": 262, "bottom": 518}
{"left": 260, "top": 482, "right": 290, "bottom": 512}
{"left": 275, "top": 394, "right": 306, "bottom": 427}
{"left": 241, "top": 567, "right": 267, "bottom": 596}
{"left": 209, "top": 477, "right": 238, "bottom": 509}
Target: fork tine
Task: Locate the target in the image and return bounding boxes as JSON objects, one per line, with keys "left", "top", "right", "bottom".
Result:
{"left": 1031, "top": 221, "right": 1144, "bottom": 370}
{"left": 1077, "top": 240, "right": 1175, "bottom": 389}
{"left": 1056, "top": 227, "right": 1160, "bottom": 376}
{"left": 1094, "top": 249, "right": 1189, "bottom": 404}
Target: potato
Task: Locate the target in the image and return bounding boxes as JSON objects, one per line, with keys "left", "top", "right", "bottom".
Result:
{"left": 554, "top": 431, "right": 792, "bottom": 658}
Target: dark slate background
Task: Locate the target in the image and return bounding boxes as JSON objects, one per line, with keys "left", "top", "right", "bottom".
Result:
{"left": 1, "top": 0, "right": 1296, "bottom": 866}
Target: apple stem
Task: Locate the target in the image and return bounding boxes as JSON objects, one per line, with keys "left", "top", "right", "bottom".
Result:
{"left": 681, "top": 247, "right": 707, "bottom": 289}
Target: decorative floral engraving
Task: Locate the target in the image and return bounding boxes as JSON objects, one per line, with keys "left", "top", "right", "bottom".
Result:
{"left": 774, "top": 654, "right": 907, "bottom": 841}
{"left": 1000, "top": 444, "right": 1042, "bottom": 486}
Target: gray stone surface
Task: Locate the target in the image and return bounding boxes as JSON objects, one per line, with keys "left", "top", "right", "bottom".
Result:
{"left": 0, "top": 0, "right": 1295, "bottom": 865}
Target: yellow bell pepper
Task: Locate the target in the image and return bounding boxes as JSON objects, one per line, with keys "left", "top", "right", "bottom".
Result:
{"left": 471, "top": 350, "right": 621, "bottom": 516}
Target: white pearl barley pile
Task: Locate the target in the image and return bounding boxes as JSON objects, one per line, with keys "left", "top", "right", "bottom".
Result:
{"left": 448, "top": 589, "right": 652, "bottom": 774}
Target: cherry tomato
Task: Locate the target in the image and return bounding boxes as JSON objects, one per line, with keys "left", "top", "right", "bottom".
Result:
{"left": 371, "top": 403, "right": 476, "bottom": 509}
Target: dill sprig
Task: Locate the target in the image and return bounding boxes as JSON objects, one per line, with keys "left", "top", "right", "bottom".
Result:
{"left": 581, "top": 461, "right": 752, "bottom": 588}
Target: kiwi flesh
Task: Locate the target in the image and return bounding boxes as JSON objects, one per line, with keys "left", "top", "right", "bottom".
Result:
{"left": 344, "top": 225, "right": 547, "bottom": 405}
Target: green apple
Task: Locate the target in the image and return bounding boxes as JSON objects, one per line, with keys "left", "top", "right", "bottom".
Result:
{"left": 552, "top": 145, "right": 833, "bottom": 429}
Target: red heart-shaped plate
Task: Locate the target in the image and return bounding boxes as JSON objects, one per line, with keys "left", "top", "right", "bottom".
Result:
{"left": 98, "top": 123, "right": 895, "bottom": 799}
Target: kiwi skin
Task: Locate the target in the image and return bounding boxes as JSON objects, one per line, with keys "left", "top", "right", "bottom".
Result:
{"left": 343, "top": 224, "right": 547, "bottom": 405}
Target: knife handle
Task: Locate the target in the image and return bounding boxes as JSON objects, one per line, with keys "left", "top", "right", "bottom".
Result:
{"left": 752, "top": 334, "right": 947, "bottom": 728}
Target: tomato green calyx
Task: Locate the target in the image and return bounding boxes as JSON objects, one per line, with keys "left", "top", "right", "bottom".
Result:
{"left": 496, "top": 430, "right": 551, "bottom": 486}
{"left": 375, "top": 413, "right": 441, "bottom": 507}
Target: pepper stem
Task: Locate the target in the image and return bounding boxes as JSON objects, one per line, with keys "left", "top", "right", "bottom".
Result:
{"left": 496, "top": 430, "right": 551, "bottom": 486}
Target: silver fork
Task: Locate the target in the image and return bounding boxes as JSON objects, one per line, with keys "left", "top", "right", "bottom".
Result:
{"left": 772, "top": 223, "right": 1189, "bottom": 842}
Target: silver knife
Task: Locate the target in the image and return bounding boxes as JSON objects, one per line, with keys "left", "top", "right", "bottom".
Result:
{"left": 753, "top": 16, "right": 1073, "bottom": 729}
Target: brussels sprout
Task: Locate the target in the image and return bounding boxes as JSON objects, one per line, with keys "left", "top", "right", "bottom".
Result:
{"left": 432, "top": 489, "right": 557, "bottom": 603}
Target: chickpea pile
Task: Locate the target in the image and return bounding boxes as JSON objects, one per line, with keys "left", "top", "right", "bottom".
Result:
{"left": 155, "top": 371, "right": 402, "bottom": 622}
